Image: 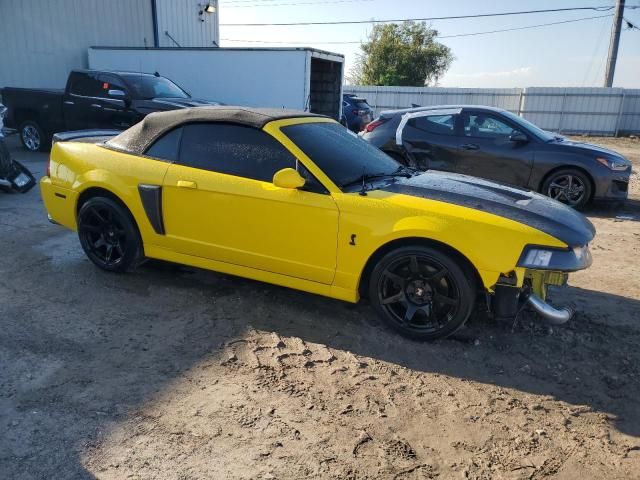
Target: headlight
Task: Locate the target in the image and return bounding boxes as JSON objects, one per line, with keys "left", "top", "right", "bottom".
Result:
{"left": 517, "top": 245, "right": 592, "bottom": 272}
{"left": 596, "top": 156, "right": 629, "bottom": 172}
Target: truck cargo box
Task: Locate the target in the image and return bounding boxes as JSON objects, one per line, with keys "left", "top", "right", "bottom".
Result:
{"left": 89, "top": 47, "right": 344, "bottom": 120}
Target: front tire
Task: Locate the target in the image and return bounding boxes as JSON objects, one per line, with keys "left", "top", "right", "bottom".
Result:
{"left": 77, "top": 197, "right": 142, "bottom": 272}
{"left": 542, "top": 168, "right": 592, "bottom": 209}
{"left": 19, "top": 121, "right": 49, "bottom": 152}
{"left": 369, "top": 246, "right": 476, "bottom": 341}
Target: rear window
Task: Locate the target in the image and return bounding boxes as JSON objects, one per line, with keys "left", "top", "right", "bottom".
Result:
{"left": 408, "top": 114, "right": 455, "bottom": 136}
{"left": 145, "top": 127, "right": 183, "bottom": 161}
{"left": 68, "top": 73, "right": 102, "bottom": 97}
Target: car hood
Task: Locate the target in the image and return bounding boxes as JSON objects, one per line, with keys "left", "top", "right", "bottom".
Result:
{"left": 380, "top": 171, "right": 595, "bottom": 247}
{"left": 550, "top": 137, "right": 630, "bottom": 161}
{"left": 135, "top": 97, "right": 222, "bottom": 112}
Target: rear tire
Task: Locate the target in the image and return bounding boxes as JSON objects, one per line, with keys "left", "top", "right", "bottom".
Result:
{"left": 19, "top": 121, "right": 49, "bottom": 152}
{"left": 541, "top": 168, "right": 592, "bottom": 209}
{"left": 77, "top": 197, "right": 142, "bottom": 273}
{"left": 369, "top": 246, "right": 476, "bottom": 341}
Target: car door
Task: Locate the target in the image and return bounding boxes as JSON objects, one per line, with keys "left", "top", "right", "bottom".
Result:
{"left": 398, "top": 112, "right": 460, "bottom": 171}
{"left": 92, "top": 74, "right": 138, "bottom": 130}
{"left": 63, "top": 72, "right": 103, "bottom": 130}
{"left": 455, "top": 110, "right": 535, "bottom": 187}
{"left": 161, "top": 122, "right": 340, "bottom": 284}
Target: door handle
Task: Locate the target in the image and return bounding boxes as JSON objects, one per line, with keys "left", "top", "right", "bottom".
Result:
{"left": 63, "top": 100, "right": 74, "bottom": 105}
{"left": 177, "top": 180, "right": 197, "bottom": 189}
{"left": 461, "top": 143, "right": 480, "bottom": 151}
{"left": 90, "top": 104, "right": 102, "bottom": 109}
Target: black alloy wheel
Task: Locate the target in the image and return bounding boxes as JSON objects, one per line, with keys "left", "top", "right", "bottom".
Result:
{"left": 77, "top": 197, "right": 142, "bottom": 272}
{"left": 369, "top": 246, "right": 475, "bottom": 341}
{"left": 542, "top": 169, "right": 591, "bottom": 209}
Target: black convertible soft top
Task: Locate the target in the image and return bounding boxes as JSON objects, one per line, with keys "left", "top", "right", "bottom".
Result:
{"left": 105, "top": 106, "right": 326, "bottom": 155}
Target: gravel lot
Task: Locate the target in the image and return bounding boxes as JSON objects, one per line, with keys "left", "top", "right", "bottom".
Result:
{"left": 1, "top": 135, "right": 639, "bottom": 479}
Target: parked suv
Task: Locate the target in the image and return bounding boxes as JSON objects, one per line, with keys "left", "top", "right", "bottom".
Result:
{"left": 361, "top": 105, "right": 631, "bottom": 208}
{"left": 341, "top": 94, "right": 373, "bottom": 132}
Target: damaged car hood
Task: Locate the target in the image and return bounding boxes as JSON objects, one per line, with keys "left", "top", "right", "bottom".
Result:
{"left": 380, "top": 171, "right": 595, "bottom": 247}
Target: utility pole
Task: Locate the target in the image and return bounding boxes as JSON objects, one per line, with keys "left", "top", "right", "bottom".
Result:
{"left": 604, "top": 0, "right": 625, "bottom": 87}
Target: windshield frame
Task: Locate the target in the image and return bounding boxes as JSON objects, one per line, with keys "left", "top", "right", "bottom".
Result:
{"left": 119, "top": 73, "right": 191, "bottom": 100}
{"left": 277, "top": 120, "right": 406, "bottom": 193}
{"left": 500, "top": 110, "right": 555, "bottom": 142}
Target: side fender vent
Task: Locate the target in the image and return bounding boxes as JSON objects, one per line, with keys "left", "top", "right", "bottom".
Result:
{"left": 138, "top": 184, "right": 165, "bottom": 235}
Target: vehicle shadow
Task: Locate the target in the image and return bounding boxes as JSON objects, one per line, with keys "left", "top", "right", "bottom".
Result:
{"left": 4, "top": 248, "right": 640, "bottom": 478}
{"left": 586, "top": 197, "right": 640, "bottom": 221}
{"left": 235, "top": 277, "right": 640, "bottom": 436}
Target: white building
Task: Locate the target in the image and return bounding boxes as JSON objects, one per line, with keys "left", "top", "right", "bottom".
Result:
{"left": 0, "top": 0, "right": 219, "bottom": 89}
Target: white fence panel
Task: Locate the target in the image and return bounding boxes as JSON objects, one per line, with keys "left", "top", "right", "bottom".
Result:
{"left": 619, "top": 89, "right": 640, "bottom": 135}
{"left": 521, "top": 87, "right": 624, "bottom": 135}
{"left": 344, "top": 86, "right": 522, "bottom": 115}
{"left": 344, "top": 85, "right": 640, "bottom": 136}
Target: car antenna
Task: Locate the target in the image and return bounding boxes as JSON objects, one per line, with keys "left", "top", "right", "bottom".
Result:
{"left": 359, "top": 167, "right": 368, "bottom": 196}
{"left": 154, "top": 71, "right": 160, "bottom": 77}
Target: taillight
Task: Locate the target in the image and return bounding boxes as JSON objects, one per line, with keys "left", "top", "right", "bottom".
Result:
{"left": 365, "top": 118, "right": 387, "bottom": 133}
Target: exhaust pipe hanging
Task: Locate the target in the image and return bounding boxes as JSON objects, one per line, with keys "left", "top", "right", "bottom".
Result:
{"left": 526, "top": 293, "right": 574, "bottom": 325}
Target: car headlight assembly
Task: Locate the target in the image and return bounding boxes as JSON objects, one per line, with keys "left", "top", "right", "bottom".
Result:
{"left": 596, "top": 156, "right": 629, "bottom": 172}
{"left": 517, "top": 245, "right": 592, "bottom": 272}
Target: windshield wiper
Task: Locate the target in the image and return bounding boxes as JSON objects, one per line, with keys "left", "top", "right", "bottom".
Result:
{"left": 341, "top": 166, "right": 413, "bottom": 196}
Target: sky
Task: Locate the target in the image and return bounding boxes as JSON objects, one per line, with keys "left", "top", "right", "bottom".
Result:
{"left": 218, "top": 0, "right": 640, "bottom": 88}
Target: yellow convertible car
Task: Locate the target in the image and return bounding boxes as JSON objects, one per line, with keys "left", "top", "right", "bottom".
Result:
{"left": 41, "top": 107, "right": 595, "bottom": 340}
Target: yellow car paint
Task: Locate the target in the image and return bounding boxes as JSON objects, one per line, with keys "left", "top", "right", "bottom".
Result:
{"left": 42, "top": 117, "right": 571, "bottom": 305}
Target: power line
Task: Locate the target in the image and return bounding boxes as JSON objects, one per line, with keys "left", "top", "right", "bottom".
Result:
{"left": 220, "top": 6, "right": 615, "bottom": 26}
{"left": 439, "top": 13, "right": 612, "bottom": 38}
{"left": 224, "top": 0, "right": 373, "bottom": 8}
{"left": 581, "top": 14, "right": 611, "bottom": 86}
{"left": 221, "top": 13, "right": 613, "bottom": 44}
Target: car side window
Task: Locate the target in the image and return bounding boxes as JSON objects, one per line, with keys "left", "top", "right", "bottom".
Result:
{"left": 408, "top": 114, "right": 455, "bottom": 136}
{"left": 68, "top": 73, "right": 102, "bottom": 97}
{"left": 463, "top": 113, "right": 514, "bottom": 139}
{"left": 145, "top": 127, "right": 183, "bottom": 162}
{"left": 178, "top": 123, "right": 298, "bottom": 183}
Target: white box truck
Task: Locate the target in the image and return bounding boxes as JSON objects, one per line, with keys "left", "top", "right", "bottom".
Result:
{"left": 88, "top": 47, "right": 344, "bottom": 120}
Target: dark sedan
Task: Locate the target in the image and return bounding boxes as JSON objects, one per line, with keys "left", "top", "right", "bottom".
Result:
{"left": 361, "top": 105, "right": 631, "bottom": 208}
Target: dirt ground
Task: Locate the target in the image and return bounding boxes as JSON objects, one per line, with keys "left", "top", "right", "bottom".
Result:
{"left": 1, "top": 135, "right": 639, "bottom": 480}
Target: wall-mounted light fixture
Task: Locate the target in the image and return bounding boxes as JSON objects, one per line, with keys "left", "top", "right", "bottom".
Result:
{"left": 198, "top": 2, "right": 216, "bottom": 21}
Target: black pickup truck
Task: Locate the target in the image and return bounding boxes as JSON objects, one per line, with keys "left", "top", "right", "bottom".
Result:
{"left": 1, "top": 69, "right": 220, "bottom": 151}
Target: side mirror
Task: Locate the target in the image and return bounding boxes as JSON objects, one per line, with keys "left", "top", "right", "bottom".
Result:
{"left": 509, "top": 131, "right": 528, "bottom": 143}
{"left": 273, "top": 168, "right": 305, "bottom": 189}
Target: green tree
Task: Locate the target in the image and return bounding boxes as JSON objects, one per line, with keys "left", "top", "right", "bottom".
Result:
{"left": 349, "top": 21, "right": 453, "bottom": 86}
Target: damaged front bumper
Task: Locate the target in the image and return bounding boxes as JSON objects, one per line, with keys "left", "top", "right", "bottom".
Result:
{"left": 491, "top": 244, "right": 592, "bottom": 325}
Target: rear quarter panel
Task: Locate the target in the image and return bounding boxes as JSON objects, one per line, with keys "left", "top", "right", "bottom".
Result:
{"left": 43, "top": 142, "right": 170, "bottom": 243}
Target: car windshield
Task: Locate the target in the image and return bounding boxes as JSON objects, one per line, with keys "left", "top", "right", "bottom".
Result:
{"left": 501, "top": 110, "right": 555, "bottom": 142}
{"left": 281, "top": 122, "right": 402, "bottom": 191}
{"left": 121, "top": 74, "right": 190, "bottom": 100}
